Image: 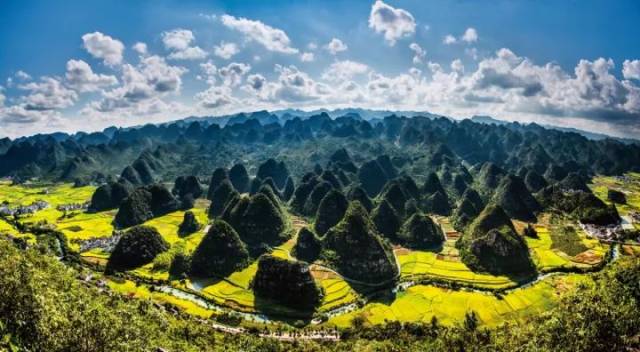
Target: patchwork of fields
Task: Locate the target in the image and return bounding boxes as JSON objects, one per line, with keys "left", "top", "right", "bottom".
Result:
{"left": 0, "top": 177, "right": 635, "bottom": 329}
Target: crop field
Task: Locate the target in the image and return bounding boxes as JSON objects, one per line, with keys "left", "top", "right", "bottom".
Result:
{"left": 328, "top": 274, "right": 588, "bottom": 328}
{"left": 397, "top": 249, "right": 519, "bottom": 289}
{"left": 525, "top": 221, "right": 608, "bottom": 272}
{"left": 0, "top": 181, "right": 96, "bottom": 206}
{"left": 590, "top": 173, "right": 640, "bottom": 220}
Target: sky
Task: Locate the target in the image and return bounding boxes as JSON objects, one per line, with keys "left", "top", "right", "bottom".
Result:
{"left": 1, "top": 0, "right": 640, "bottom": 139}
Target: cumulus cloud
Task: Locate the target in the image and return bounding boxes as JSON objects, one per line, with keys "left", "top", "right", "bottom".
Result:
{"left": 368, "top": 0, "right": 416, "bottom": 45}
{"left": 623, "top": 60, "right": 640, "bottom": 80}
{"left": 82, "top": 32, "right": 124, "bottom": 66}
{"left": 220, "top": 14, "right": 298, "bottom": 54}
{"left": 461, "top": 28, "right": 478, "bottom": 43}
{"left": 65, "top": 59, "right": 118, "bottom": 92}
{"left": 409, "top": 43, "right": 426, "bottom": 64}
{"left": 443, "top": 35, "right": 457, "bottom": 45}
{"left": 88, "top": 55, "right": 187, "bottom": 113}
{"left": 19, "top": 77, "right": 78, "bottom": 111}
{"left": 246, "top": 74, "right": 266, "bottom": 91}
{"left": 162, "top": 29, "right": 208, "bottom": 60}
{"left": 196, "top": 85, "right": 236, "bottom": 109}
{"left": 322, "top": 60, "right": 369, "bottom": 82}
{"left": 218, "top": 62, "right": 251, "bottom": 87}
{"left": 132, "top": 42, "right": 148, "bottom": 55}
{"left": 214, "top": 41, "right": 240, "bottom": 59}
{"left": 325, "top": 38, "right": 348, "bottom": 55}
{"left": 300, "top": 52, "right": 315, "bottom": 62}
{"left": 15, "top": 71, "right": 31, "bottom": 81}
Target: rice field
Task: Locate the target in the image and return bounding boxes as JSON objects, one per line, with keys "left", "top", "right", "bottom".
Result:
{"left": 328, "top": 274, "right": 588, "bottom": 328}
{"left": 590, "top": 173, "right": 640, "bottom": 219}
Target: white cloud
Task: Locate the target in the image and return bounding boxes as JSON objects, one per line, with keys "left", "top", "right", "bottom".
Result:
{"left": 409, "top": 43, "right": 426, "bottom": 64}
{"left": 461, "top": 28, "right": 478, "bottom": 43}
{"left": 19, "top": 77, "right": 78, "bottom": 111}
{"left": 465, "top": 47, "right": 479, "bottom": 60}
{"left": 218, "top": 62, "right": 251, "bottom": 87}
{"left": 623, "top": 60, "right": 640, "bottom": 80}
{"left": 246, "top": 74, "right": 266, "bottom": 91}
{"left": 65, "top": 59, "right": 118, "bottom": 92}
{"left": 214, "top": 41, "right": 240, "bottom": 59}
{"left": 322, "top": 60, "right": 369, "bottom": 82}
{"left": 162, "top": 29, "right": 194, "bottom": 51}
{"left": 199, "top": 61, "right": 218, "bottom": 85}
{"left": 15, "top": 71, "right": 31, "bottom": 81}
{"left": 445, "top": 28, "right": 479, "bottom": 45}
{"left": 450, "top": 59, "right": 464, "bottom": 73}
{"left": 88, "top": 55, "right": 187, "bottom": 113}
{"left": 300, "top": 52, "right": 315, "bottom": 62}
{"left": 443, "top": 35, "right": 457, "bottom": 45}
{"left": 132, "top": 42, "right": 148, "bottom": 55}
{"left": 368, "top": 0, "right": 416, "bottom": 45}
{"left": 325, "top": 38, "right": 348, "bottom": 55}
{"left": 196, "top": 85, "right": 236, "bottom": 109}
{"left": 162, "top": 29, "right": 207, "bottom": 60}
{"left": 307, "top": 42, "right": 318, "bottom": 50}
{"left": 220, "top": 14, "right": 298, "bottom": 54}
{"left": 82, "top": 32, "right": 124, "bottom": 66}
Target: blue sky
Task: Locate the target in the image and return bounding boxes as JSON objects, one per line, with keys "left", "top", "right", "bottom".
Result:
{"left": 1, "top": 0, "right": 639, "bottom": 138}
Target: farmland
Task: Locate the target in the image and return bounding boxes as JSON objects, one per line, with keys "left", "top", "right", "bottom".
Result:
{"left": 0, "top": 179, "right": 622, "bottom": 331}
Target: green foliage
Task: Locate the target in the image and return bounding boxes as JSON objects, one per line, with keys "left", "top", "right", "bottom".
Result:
{"left": 358, "top": 160, "right": 388, "bottom": 197}
{"left": 106, "top": 225, "right": 169, "bottom": 273}
{"left": 190, "top": 220, "right": 250, "bottom": 277}
{"left": 114, "top": 184, "right": 179, "bottom": 228}
{"left": 347, "top": 186, "right": 373, "bottom": 212}
{"left": 314, "top": 189, "right": 348, "bottom": 235}
{"left": 292, "top": 227, "right": 322, "bottom": 262}
{"left": 372, "top": 200, "right": 401, "bottom": 239}
{"left": 252, "top": 255, "right": 321, "bottom": 311}
{"left": 224, "top": 193, "right": 288, "bottom": 254}
{"left": 208, "top": 179, "right": 238, "bottom": 218}
{"left": 88, "top": 180, "right": 132, "bottom": 212}
{"left": 398, "top": 213, "right": 445, "bottom": 249}
{"left": 207, "top": 167, "right": 229, "bottom": 200}
{"left": 458, "top": 204, "right": 534, "bottom": 275}
{"left": 491, "top": 175, "right": 540, "bottom": 222}
{"left": 178, "top": 210, "right": 201, "bottom": 237}
{"left": 229, "top": 163, "right": 249, "bottom": 193}
{"left": 323, "top": 201, "right": 398, "bottom": 284}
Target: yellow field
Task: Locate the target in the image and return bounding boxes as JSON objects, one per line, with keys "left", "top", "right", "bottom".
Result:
{"left": 590, "top": 173, "right": 640, "bottom": 218}
{"left": 0, "top": 181, "right": 95, "bottom": 206}
{"left": 398, "top": 249, "right": 519, "bottom": 289}
{"left": 526, "top": 224, "right": 608, "bottom": 272}
{"left": 328, "top": 274, "right": 588, "bottom": 328}
{"left": 107, "top": 279, "right": 213, "bottom": 318}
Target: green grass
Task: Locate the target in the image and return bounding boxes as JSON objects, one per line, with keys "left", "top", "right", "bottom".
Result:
{"left": 550, "top": 224, "right": 589, "bottom": 256}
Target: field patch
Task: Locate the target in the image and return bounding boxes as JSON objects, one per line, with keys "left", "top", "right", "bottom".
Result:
{"left": 328, "top": 274, "right": 587, "bottom": 328}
